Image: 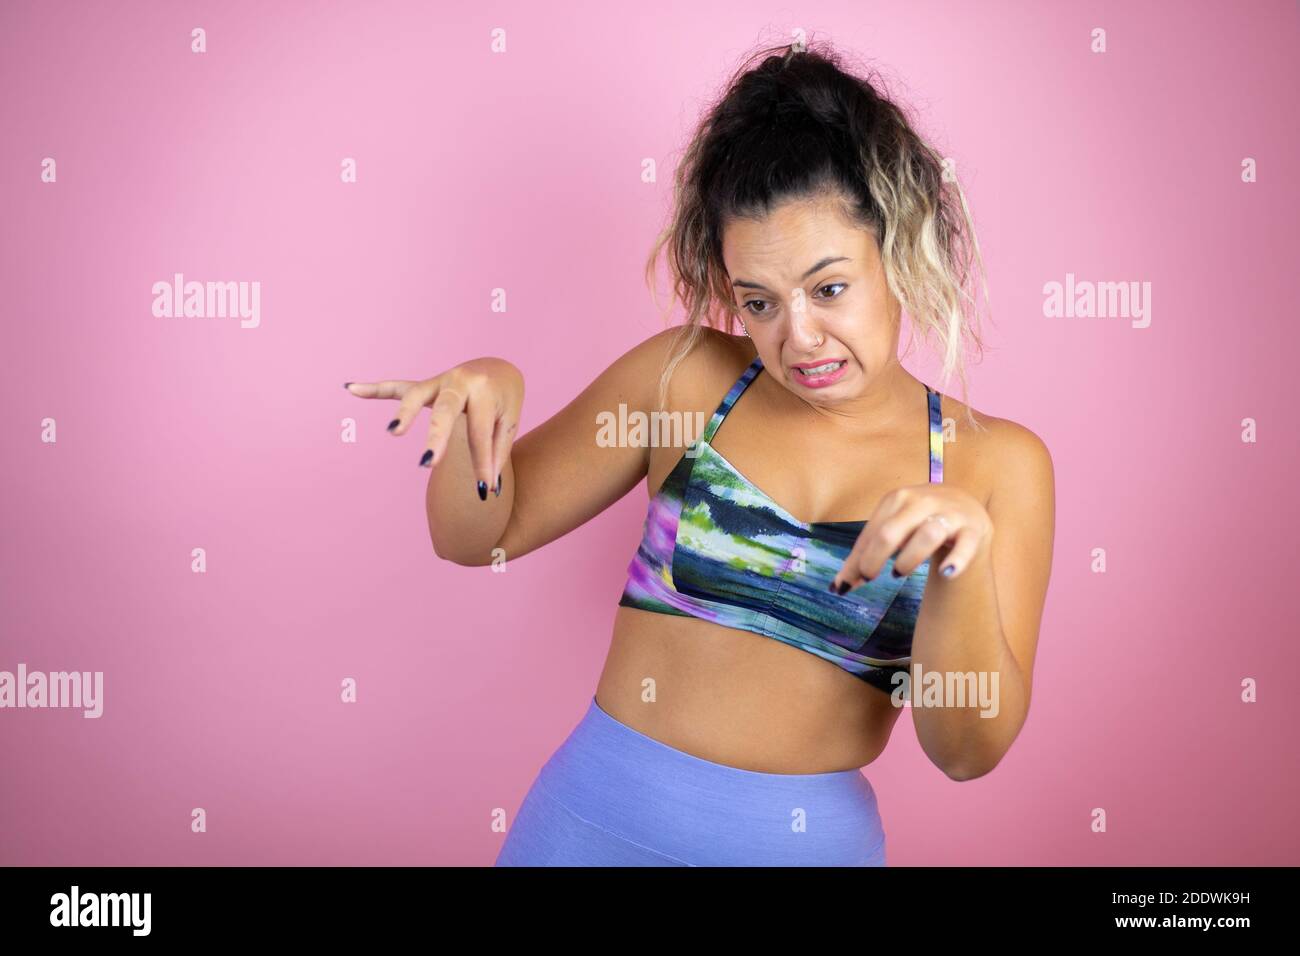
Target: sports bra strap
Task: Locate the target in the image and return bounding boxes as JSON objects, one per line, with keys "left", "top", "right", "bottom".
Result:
{"left": 927, "top": 385, "right": 945, "bottom": 483}
{"left": 699, "top": 356, "right": 764, "bottom": 445}
{"left": 698, "top": 354, "right": 945, "bottom": 484}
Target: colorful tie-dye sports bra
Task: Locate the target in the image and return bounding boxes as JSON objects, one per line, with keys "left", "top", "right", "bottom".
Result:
{"left": 618, "top": 354, "right": 944, "bottom": 695}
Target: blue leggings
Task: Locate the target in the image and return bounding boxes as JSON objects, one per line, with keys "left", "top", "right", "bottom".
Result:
{"left": 495, "top": 695, "right": 887, "bottom": 867}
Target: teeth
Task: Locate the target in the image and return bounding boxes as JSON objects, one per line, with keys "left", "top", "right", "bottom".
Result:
{"left": 797, "top": 361, "right": 842, "bottom": 375}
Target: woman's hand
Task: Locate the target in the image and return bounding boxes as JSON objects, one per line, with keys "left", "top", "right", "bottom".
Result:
{"left": 829, "top": 484, "right": 993, "bottom": 592}
{"left": 343, "top": 357, "right": 524, "bottom": 498}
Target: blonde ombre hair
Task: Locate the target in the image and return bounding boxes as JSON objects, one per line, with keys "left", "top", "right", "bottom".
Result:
{"left": 646, "top": 38, "right": 992, "bottom": 429}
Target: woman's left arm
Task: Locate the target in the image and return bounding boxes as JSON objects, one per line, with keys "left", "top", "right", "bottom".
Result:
{"left": 831, "top": 420, "right": 1056, "bottom": 780}
{"left": 911, "top": 421, "right": 1055, "bottom": 779}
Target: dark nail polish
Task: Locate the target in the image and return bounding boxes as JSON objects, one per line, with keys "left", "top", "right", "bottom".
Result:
{"left": 387, "top": 418, "right": 400, "bottom": 432}
{"left": 827, "top": 581, "right": 838, "bottom": 593}
{"left": 418, "top": 449, "right": 432, "bottom": 467}
{"left": 343, "top": 382, "right": 353, "bottom": 389}
{"left": 941, "top": 564, "right": 956, "bottom": 577}
{"left": 493, "top": 473, "right": 502, "bottom": 497}
{"left": 836, "top": 580, "right": 851, "bottom": 595}
{"left": 891, "top": 566, "right": 902, "bottom": 577}
{"left": 477, "top": 480, "right": 488, "bottom": 501}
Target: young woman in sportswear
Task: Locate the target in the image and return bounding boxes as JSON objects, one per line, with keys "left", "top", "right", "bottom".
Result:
{"left": 346, "top": 41, "right": 1055, "bottom": 866}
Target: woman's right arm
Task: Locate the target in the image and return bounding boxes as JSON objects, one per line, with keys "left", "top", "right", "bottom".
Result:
{"left": 432, "top": 327, "right": 693, "bottom": 565}
{"left": 348, "top": 327, "right": 689, "bottom": 567}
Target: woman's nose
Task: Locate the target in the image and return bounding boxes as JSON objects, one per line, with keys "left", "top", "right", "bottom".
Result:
{"left": 787, "top": 307, "right": 824, "bottom": 349}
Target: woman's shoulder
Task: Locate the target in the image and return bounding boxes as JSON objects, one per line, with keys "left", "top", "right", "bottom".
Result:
{"left": 935, "top": 389, "right": 1054, "bottom": 507}
{"left": 636, "top": 324, "right": 757, "bottom": 413}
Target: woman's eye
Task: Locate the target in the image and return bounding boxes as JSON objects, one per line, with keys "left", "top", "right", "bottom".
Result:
{"left": 744, "top": 284, "right": 843, "bottom": 315}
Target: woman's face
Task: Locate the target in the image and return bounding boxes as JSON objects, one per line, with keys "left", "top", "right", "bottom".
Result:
{"left": 720, "top": 194, "right": 901, "bottom": 401}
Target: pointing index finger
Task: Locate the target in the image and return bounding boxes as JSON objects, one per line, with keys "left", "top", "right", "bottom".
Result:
{"left": 343, "top": 380, "right": 415, "bottom": 399}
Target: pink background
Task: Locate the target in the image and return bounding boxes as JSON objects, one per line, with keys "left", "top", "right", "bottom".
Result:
{"left": 2, "top": 0, "right": 1297, "bottom": 866}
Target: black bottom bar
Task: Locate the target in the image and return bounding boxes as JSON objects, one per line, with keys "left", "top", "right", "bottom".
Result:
{"left": 2, "top": 865, "right": 1286, "bottom": 941}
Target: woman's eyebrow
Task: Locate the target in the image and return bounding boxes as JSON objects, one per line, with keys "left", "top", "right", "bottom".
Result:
{"left": 731, "top": 255, "right": 851, "bottom": 291}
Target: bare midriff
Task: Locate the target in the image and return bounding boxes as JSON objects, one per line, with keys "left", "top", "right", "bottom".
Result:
{"left": 591, "top": 344, "right": 942, "bottom": 775}
{"left": 595, "top": 603, "right": 905, "bottom": 774}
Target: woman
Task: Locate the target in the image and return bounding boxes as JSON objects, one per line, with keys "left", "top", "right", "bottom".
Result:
{"left": 346, "top": 41, "right": 1054, "bottom": 866}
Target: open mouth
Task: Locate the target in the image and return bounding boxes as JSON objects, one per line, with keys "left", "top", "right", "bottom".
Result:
{"left": 794, "top": 360, "right": 846, "bottom": 376}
